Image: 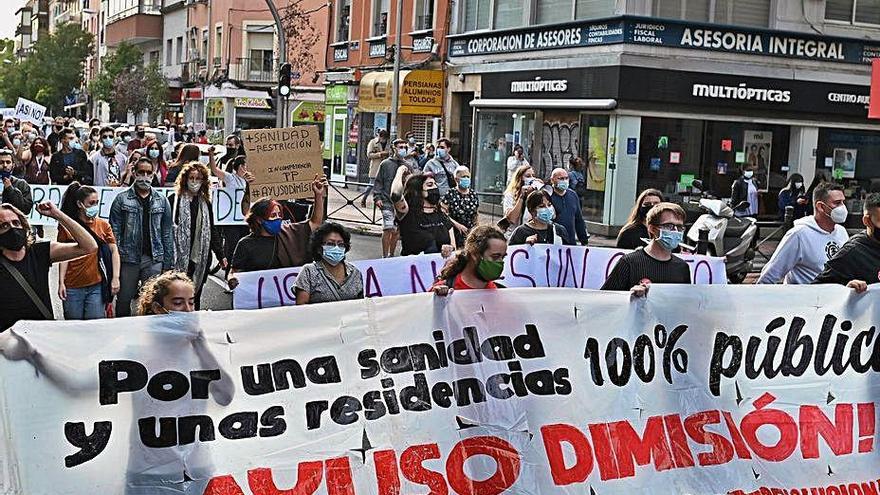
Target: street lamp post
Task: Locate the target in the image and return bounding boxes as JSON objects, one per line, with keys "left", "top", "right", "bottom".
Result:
{"left": 390, "top": 0, "right": 403, "bottom": 139}
{"left": 264, "top": 0, "right": 287, "bottom": 128}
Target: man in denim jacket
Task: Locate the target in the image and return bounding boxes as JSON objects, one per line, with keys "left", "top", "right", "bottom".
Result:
{"left": 109, "top": 157, "right": 174, "bottom": 316}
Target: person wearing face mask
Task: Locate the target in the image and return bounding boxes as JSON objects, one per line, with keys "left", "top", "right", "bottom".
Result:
{"left": 90, "top": 127, "right": 128, "bottom": 187}
{"left": 116, "top": 130, "right": 132, "bottom": 156}
{"left": 419, "top": 144, "right": 435, "bottom": 169}
{"left": 5, "top": 130, "right": 25, "bottom": 176}
{"left": 0, "top": 149, "right": 33, "bottom": 217}
{"left": 431, "top": 225, "right": 508, "bottom": 295}
{"left": 220, "top": 135, "right": 244, "bottom": 173}
{"left": 510, "top": 190, "right": 571, "bottom": 246}
{"left": 84, "top": 127, "right": 101, "bottom": 154}
{"left": 442, "top": 166, "right": 480, "bottom": 246}
{"left": 210, "top": 152, "right": 255, "bottom": 263}
{"left": 758, "top": 182, "right": 849, "bottom": 285}
{"left": 19, "top": 137, "right": 51, "bottom": 186}
{"left": 506, "top": 145, "right": 529, "bottom": 181}
{"left": 0, "top": 200, "right": 98, "bottom": 330}
{"left": 501, "top": 165, "right": 543, "bottom": 234}
{"left": 813, "top": 192, "right": 880, "bottom": 292}
{"left": 57, "top": 183, "right": 120, "bottom": 319}
{"left": 617, "top": 189, "right": 664, "bottom": 250}
{"left": 548, "top": 167, "right": 589, "bottom": 246}
{"left": 128, "top": 124, "right": 147, "bottom": 152}
{"left": 294, "top": 222, "right": 364, "bottom": 305}
{"left": 169, "top": 162, "right": 226, "bottom": 309}
{"left": 390, "top": 171, "right": 456, "bottom": 256}
{"left": 422, "top": 138, "right": 460, "bottom": 196}
{"left": 777, "top": 173, "right": 808, "bottom": 221}
{"left": 601, "top": 203, "right": 691, "bottom": 297}
{"left": 49, "top": 128, "right": 92, "bottom": 185}
{"left": 373, "top": 138, "right": 410, "bottom": 258}
{"left": 227, "top": 176, "right": 327, "bottom": 288}
{"left": 47, "top": 117, "right": 65, "bottom": 152}
{"left": 731, "top": 164, "right": 759, "bottom": 217}
{"left": 363, "top": 129, "right": 390, "bottom": 208}
{"left": 109, "top": 158, "right": 175, "bottom": 317}
{"left": 143, "top": 139, "right": 168, "bottom": 185}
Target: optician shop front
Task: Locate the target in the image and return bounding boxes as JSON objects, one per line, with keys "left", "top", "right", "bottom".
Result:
{"left": 451, "top": 17, "right": 880, "bottom": 233}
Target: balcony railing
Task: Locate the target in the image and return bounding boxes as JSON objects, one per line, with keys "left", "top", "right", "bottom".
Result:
{"left": 107, "top": 1, "right": 162, "bottom": 23}
{"left": 182, "top": 58, "right": 206, "bottom": 82}
{"left": 233, "top": 57, "right": 276, "bottom": 83}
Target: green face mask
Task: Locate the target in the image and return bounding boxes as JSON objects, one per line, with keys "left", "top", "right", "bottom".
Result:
{"left": 476, "top": 259, "right": 504, "bottom": 281}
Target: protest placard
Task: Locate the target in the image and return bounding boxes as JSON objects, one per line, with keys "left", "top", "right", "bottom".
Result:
{"left": 241, "top": 126, "right": 322, "bottom": 201}
{"left": 3, "top": 285, "right": 879, "bottom": 494}
{"left": 27, "top": 185, "right": 246, "bottom": 226}
{"left": 232, "top": 244, "right": 726, "bottom": 309}
{"left": 14, "top": 97, "right": 46, "bottom": 125}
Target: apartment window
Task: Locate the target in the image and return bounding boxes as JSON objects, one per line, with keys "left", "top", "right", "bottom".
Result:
{"left": 201, "top": 29, "right": 208, "bottom": 59}
{"left": 654, "top": 0, "right": 769, "bottom": 27}
{"left": 464, "top": 0, "right": 491, "bottom": 31}
{"left": 166, "top": 39, "right": 172, "bottom": 66}
{"left": 215, "top": 26, "right": 222, "bottom": 62}
{"left": 176, "top": 36, "right": 183, "bottom": 64}
{"left": 248, "top": 49, "right": 273, "bottom": 78}
{"left": 372, "top": 0, "right": 389, "bottom": 36}
{"left": 827, "top": 0, "right": 880, "bottom": 24}
{"left": 336, "top": 0, "right": 351, "bottom": 42}
{"left": 149, "top": 50, "right": 160, "bottom": 65}
{"left": 414, "top": 0, "right": 434, "bottom": 30}
{"left": 495, "top": 0, "right": 522, "bottom": 28}
{"left": 575, "top": 0, "right": 614, "bottom": 20}
{"left": 537, "top": 0, "right": 572, "bottom": 24}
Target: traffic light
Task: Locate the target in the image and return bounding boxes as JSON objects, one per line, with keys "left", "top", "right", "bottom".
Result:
{"left": 278, "top": 63, "right": 292, "bottom": 97}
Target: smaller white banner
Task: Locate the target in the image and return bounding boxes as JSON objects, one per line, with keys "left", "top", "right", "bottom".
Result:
{"left": 14, "top": 97, "right": 46, "bottom": 125}
{"left": 233, "top": 244, "right": 726, "bottom": 309}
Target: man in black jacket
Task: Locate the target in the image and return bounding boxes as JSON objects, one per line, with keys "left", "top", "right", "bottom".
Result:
{"left": 731, "top": 163, "right": 759, "bottom": 217}
{"left": 49, "top": 128, "right": 91, "bottom": 185}
{"left": 813, "top": 192, "right": 880, "bottom": 292}
{"left": 0, "top": 149, "right": 33, "bottom": 215}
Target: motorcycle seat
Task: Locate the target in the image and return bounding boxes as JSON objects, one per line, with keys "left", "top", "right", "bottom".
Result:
{"left": 725, "top": 217, "right": 752, "bottom": 238}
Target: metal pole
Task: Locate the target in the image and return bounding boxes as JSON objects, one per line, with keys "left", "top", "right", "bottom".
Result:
{"left": 264, "top": 0, "right": 287, "bottom": 128}
{"left": 390, "top": 0, "right": 403, "bottom": 139}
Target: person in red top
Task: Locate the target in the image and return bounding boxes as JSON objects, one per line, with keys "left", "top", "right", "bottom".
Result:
{"left": 431, "top": 225, "right": 507, "bottom": 295}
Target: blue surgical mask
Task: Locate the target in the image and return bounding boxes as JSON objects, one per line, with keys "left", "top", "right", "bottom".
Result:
{"left": 436, "top": 148, "right": 448, "bottom": 159}
{"left": 397, "top": 149, "right": 408, "bottom": 159}
{"left": 322, "top": 245, "right": 346, "bottom": 266}
{"left": 555, "top": 180, "right": 569, "bottom": 191}
{"left": 536, "top": 206, "right": 555, "bottom": 224}
{"left": 657, "top": 229, "right": 683, "bottom": 251}
{"left": 148, "top": 149, "right": 160, "bottom": 159}
{"left": 12, "top": 139, "right": 21, "bottom": 147}
{"left": 71, "top": 141, "right": 82, "bottom": 150}
{"left": 84, "top": 204, "right": 100, "bottom": 218}
{"left": 263, "top": 218, "right": 282, "bottom": 236}
{"left": 102, "top": 138, "right": 114, "bottom": 148}
{"left": 458, "top": 177, "right": 471, "bottom": 189}
{"left": 744, "top": 170, "right": 754, "bottom": 179}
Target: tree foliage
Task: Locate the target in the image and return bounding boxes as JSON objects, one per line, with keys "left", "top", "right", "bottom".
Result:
{"left": 280, "top": 0, "right": 321, "bottom": 81}
{"left": 0, "top": 24, "right": 93, "bottom": 113}
{"left": 88, "top": 42, "right": 142, "bottom": 104}
{"left": 110, "top": 62, "right": 168, "bottom": 121}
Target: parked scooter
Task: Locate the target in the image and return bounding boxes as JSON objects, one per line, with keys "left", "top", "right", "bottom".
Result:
{"left": 685, "top": 180, "right": 758, "bottom": 284}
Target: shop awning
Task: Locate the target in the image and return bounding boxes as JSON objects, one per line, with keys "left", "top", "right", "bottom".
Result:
{"left": 63, "top": 102, "right": 87, "bottom": 111}
{"left": 469, "top": 99, "right": 617, "bottom": 110}
{"left": 357, "top": 70, "right": 443, "bottom": 116}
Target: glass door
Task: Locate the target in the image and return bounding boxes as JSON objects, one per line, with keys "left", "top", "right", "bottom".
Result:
{"left": 579, "top": 114, "right": 610, "bottom": 223}
{"left": 473, "top": 109, "right": 536, "bottom": 203}
{"left": 331, "top": 110, "right": 347, "bottom": 182}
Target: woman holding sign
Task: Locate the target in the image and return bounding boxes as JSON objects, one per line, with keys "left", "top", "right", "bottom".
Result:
{"left": 169, "top": 162, "right": 225, "bottom": 309}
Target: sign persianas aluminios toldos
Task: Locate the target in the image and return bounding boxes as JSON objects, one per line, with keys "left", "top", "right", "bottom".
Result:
{"left": 357, "top": 70, "right": 443, "bottom": 116}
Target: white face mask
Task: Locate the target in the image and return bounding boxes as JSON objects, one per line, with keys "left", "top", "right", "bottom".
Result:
{"left": 828, "top": 204, "right": 848, "bottom": 224}
{"left": 187, "top": 180, "right": 202, "bottom": 193}
{"left": 744, "top": 170, "right": 754, "bottom": 179}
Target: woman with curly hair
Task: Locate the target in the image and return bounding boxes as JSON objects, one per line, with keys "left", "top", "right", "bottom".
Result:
{"left": 169, "top": 161, "right": 225, "bottom": 309}
{"left": 136, "top": 271, "right": 195, "bottom": 315}
{"left": 293, "top": 222, "right": 364, "bottom": 304}
{"left": 430, "top": 224, "right": 507, "bottom": 296}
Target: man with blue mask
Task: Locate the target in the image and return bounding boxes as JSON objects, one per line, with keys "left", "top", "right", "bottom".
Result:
{"left": 548, "top": 167, "right": 589, "bottom": 246}
{"left": 49, "top": 128, "right": 92, "bottom": 185}
{"left": 422, "top": 138, "right": 460, "bottom": 196}
{"left": 601, "top": 202, "right": 691, "bottom": 297}
{"left": 90, "top": 126, "right": 127, "bottom": 187}
{"left": 372, "top": 138, "right": 409, "bottom": 258}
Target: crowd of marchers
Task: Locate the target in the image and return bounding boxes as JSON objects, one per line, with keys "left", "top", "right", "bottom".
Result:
{"left": 0, "top": 117, "right": 876, "bottom": 334}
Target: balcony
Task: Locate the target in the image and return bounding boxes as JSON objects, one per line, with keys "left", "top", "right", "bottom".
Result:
{"left": 231, "top": 57, "right": 277, "bottom": 84}
{"left": 15, "top": 25, "right": 32, "bottom": 37}
{"left": 182, "top": 59, "right": 206, "bottom": 83}
{"left": 106, "top": 2, "right": 162, "bottom": 47}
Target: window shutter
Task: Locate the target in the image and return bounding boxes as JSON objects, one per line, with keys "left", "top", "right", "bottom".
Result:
{"left": 826, "top": 0, "right": 854, "bottom": 21}
{"left": 538, "top": 0, "right": 573, "bottom": 24}
{"left": 856, "top": 0, "right": 880, "bottom": 24}
{"left": 575, "top": 0, "right": 614, "bottom": 20}
{"left": 715, "top": 0, "right": 769, "bottom": 27}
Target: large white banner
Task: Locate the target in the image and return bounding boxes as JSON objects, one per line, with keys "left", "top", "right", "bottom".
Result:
{"left": 1, "top": 285, "right": 879, "bottom": 494}
{"left": 233, "top": 244, "right": 727, "bottom": 309}
{"left": 28, "top": 185, "right": 246, "bottom": 226}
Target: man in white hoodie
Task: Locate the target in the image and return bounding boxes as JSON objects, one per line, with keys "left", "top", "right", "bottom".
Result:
{"left": 758, "top": 181, "right": 849, "bottom": 284}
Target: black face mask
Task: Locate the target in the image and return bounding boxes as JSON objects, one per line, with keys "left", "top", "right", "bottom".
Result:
{"left": 872, "top": 226, "right": 880, "bottom": 243}
{"left": 137, "top": 131, "right": 146, "bottom": 139}
{"left": 639, "top": 205, "right": 653, "bottom": 218}
{"left": 426, "top": 188, "right": 441, "bottom": 205}
{"left": 0, "top": 227, "right": 27, "bottom": 251}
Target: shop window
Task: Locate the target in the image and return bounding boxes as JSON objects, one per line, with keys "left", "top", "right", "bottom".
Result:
{"left": 473, "top": 110, "right": 536, "bottom": 201}
{"left": 579, "top": 115, "right": 610, "bottom": 223}
{"left": 464, "top": 0, "right": 491, "bottom": 31}
{"left": 336, "top": 0, "right": 351, "bottom": 42}
{"left": 575, "top": 0, "right": 615, "bottom": 20}
{"left": 816, "top": 129, "right": 880, "bottom": 212}
{"left": 372, "top": 0, "right": 390, "bottom": 36}
{"left": 414, "top": 0, "right": 434, "bottom": 30}
{"left": 537, "top": 0, "right": 573, "bottom": 24}
{"left": 495, "top": 0, "right": 523, "bottom": 29}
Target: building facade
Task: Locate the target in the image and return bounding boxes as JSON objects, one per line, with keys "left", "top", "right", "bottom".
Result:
{"left": 445, "top": 0, "right": 880, "bottom": 233}
{"left": 324, "top": 0, "right": 449, "bottom": 182}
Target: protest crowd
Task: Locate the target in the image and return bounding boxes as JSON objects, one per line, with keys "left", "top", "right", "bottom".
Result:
{"left": 0, "top": 115, "right": 876, "bottom": 330}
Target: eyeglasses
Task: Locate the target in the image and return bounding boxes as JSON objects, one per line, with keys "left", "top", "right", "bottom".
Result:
{"left": 0, "top": 219, "right": 22, "bottom": 231}
{"left": 322, "top": 241, "right": 346, "bottom": 248}
{"left": 657, "top": 223, "right": 686, "bottom": 232}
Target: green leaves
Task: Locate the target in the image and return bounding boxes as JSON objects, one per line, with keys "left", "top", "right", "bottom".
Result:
{"left": 91, "top": 42, "right": 168, "bottom": 120}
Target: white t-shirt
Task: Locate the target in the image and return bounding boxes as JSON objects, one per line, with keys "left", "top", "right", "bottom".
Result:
{"left": 507, "top": 156, "right": 529, "bottom": 177}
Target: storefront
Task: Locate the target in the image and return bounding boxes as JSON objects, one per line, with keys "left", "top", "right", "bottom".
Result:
{"left": 233, "top": 97, "right": 275, "bottom": 131}
{"left": 324, "top": 83, "right": 357, "bottom": 183}
{"left": 470, "top": 65, "right": 877, "bottom": 230}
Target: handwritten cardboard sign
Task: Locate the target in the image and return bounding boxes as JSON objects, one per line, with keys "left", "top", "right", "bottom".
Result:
{"left": 241, "top": 125, "right": 322, "bottom": 201}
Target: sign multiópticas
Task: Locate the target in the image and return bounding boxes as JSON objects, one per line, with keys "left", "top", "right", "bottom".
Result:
{"left": 448, "top": 15, "right": 880, "bottom": 64}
